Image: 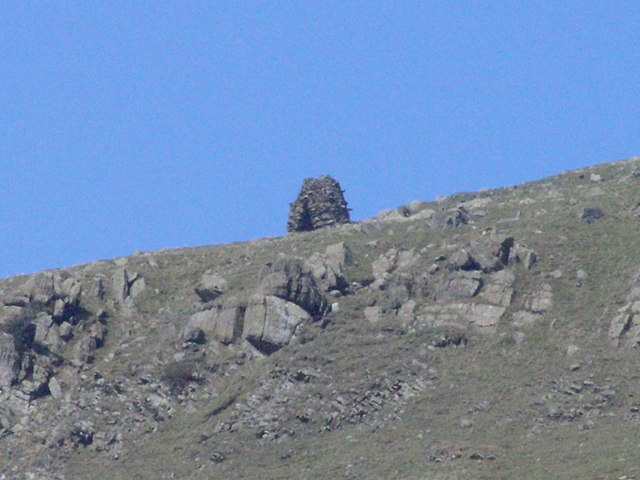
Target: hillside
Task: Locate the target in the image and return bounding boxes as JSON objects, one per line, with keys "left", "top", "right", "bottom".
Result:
{"left": 2, "top": 158, "right": 640, "bottom": 479}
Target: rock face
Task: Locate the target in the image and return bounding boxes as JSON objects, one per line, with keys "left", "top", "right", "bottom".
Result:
{"left": 287, "top": 175, "right": 350, "bottom": 233}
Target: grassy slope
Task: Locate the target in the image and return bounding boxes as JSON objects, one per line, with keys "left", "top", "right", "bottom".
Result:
{"left": 28, "top": 158, "right": 640, "bottom": 479}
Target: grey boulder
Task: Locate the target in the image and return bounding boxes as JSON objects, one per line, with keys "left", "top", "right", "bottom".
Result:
{"left": 258, "top": 258, "right": 325, "bottom": 316}
{"left": 195, "top": 273, "right": 228, "bottom": 303}
{"left": 0, "top": 333, "right": 18, "bottom": 388}
{"left": 243, "top": 295, "right": 310, "bottom": 354}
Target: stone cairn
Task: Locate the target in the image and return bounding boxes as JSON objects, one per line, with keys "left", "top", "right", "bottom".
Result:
{"left": 287, "top": 175, "right": 351, "bottom": 233}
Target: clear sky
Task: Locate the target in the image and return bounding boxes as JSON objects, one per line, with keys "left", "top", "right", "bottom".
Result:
{"left": 1, "top": 2, "right": 639, "bottom": 278}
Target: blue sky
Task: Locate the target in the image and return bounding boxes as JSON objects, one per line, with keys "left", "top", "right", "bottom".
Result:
{"left": 1, "top": 2, "right": 639, "bottom": 278}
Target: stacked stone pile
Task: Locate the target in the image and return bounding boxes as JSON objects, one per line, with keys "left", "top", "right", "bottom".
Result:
{"left": 287, "top": 175, "right": 350, "bottom": 233}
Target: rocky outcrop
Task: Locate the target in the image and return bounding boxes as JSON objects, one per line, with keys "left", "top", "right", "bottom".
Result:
{"left": 0, "top": 271, "right": 112, "bottom": 399}
{"left": 287, "top": 175, "right": 350, "bottom": 233}
{"left": 183, "top": 257, "right": 330, "bottom": 351}
{"left": 182, "top": 254, "right": 333, "bottom": 351}
{"left": 20, "top": 272, "right": 83, "bottom": 321}
{"left": 415, "top": 238, "right": 521, "bottom": 331}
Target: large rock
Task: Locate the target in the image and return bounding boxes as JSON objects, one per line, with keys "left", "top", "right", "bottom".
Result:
{"left": 0, "top": 333, "right": 18, "bottom": 388}
{"left": 435, "top": 271, "right": 482, "bottom": 301}
{"left": 33, "top": 314, "right": 61, "bottom": 354}
{"left": 182, "top": 324, "right": 206, "bottom": 344}
{"left": 447, "top": 249, "right": 479, "bottom": 272}
{"left": 463, "top": 303, "right": 507, "bottom": 328}
{"left": 258, "top": 258, "right": 325, "bottom": 316}
{"left": 524, "top": 285, "right": 553, "bottom": 313}
{"left": 371, "top": 248, "right": 421, "bottom": 289}
{"left": 195, "top": 273, "right": 228, "bottom": 303}
{"left": 243, "top": 295, "right": 310, "bottom": 354}
{"left": 364, "top": 306, "right": 382, "bottom": 324}
{"left": 373, "top": 206, "right": 434, "bottom": 223}
{"left": 627, "top": 266, "right": 640, "bottom": 301}
{"left": 429, "top": 207, "right": 471, "bottom": 229}
{"left": 467, "top": 245, "right": 503, "bottom": 273}
{"left": 112, "top": 269, "right": 130, "bottom": 303}
{"left": 512, "top": 244, "right": 538, "bottom": 270}
{"left": 20, "top": 272, "right": 84, "bottom": 324}
{"left": 418, "top": 302, "right": 506, "bottom": 329}
{"left": 23, "top": 355, "right": 54, "bottom": 398}
{"left": 479, "top": 270, "right": 516, "bottom": 307}
{"left": 396, "top": 300, "right": 416, "bottom": 326}
{"left": 61, "top": 276, "right": 81, "bottom": 297}
{"left": 448, "top": 237, "right": 514, "bottom": 273}
{"left": 371, "top": 249, "right": 400, "bottom": 285}
{"left": 129, "top": 276, "right": 146, "bottom": 298}
{"left": 287, "top": 175, "right": 350, "bottom": 232}
{"left": 325, "top": 242, "right": 353, "bottom": 270}
{"left": 214, "top": 298, "right": 245, "bottom": 344}
{"left": 581, "top": 206, "right": 604, "bottom": 224}
{"left": 112, "top": 269, "right": 145, "bottom": 303}
{"left": 184, "top": 309, "right": 217, "bottom": 343}
{"left": 609, "top": 301, "right": 640, "bottom": 348}
{"left": 72, "top": 335, "right": 97, "bottom": 365}
{"left": 0, "top": 305, "right": 25, "bottom": 326}
{"left": 304, "top": 242, "right": 353, "bottom": 292}
{"left": 48, "top": 376, "right": 62, "bottom": 399}
{"left": 609, "top": 266, "right": 640, "bottom": 348}
{"left": 23, "top": 273, "right": 56, "bottom": 304}
{"left": 512, "top": 311, "right": 544, "bottom": 328}
{"left": 184, "top": 297, "right": 244, "bottom": 345}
